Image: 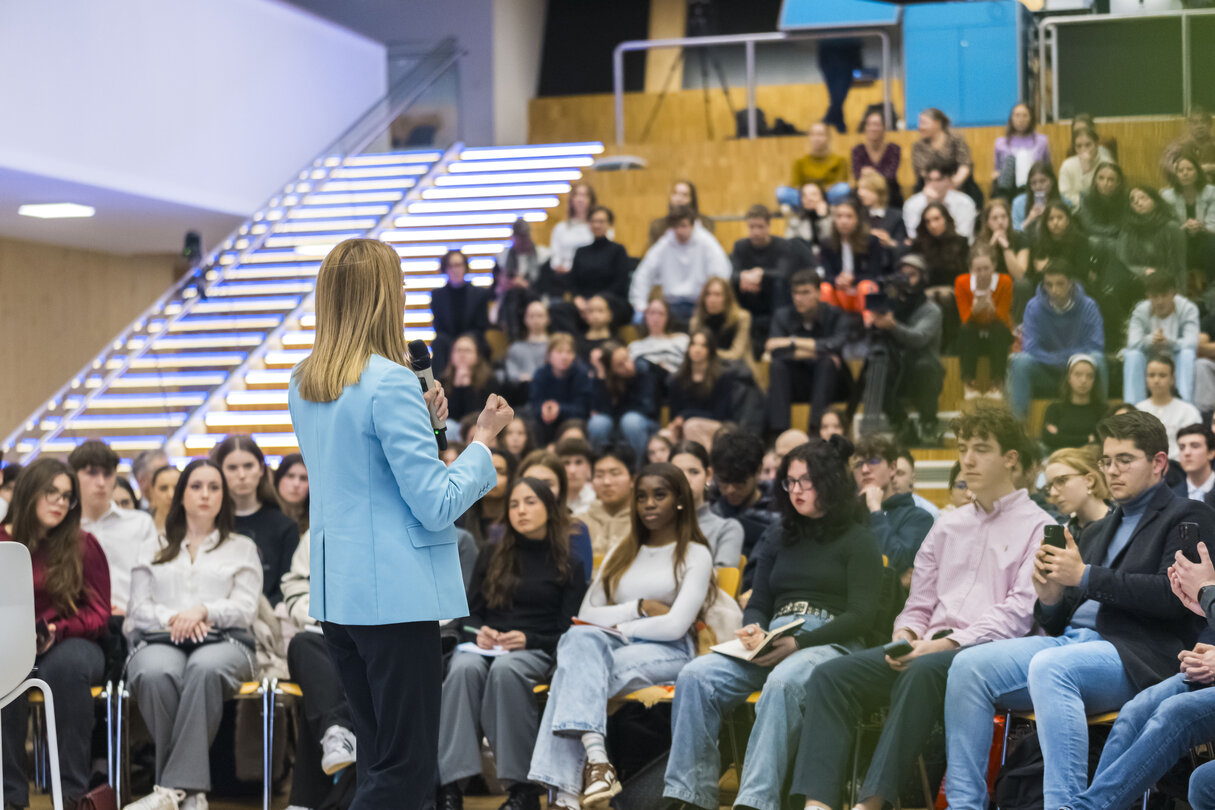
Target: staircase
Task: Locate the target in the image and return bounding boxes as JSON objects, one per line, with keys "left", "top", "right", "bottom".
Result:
{"left": 3, "top": 141, "right": 604, "bottom": 469}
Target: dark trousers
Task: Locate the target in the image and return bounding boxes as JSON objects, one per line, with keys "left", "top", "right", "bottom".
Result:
{"left": 790, "top": 644, "right": 961, "bottom": 808}
{"left": 322, "top": 620, "right": 442, "bottom": 810}
{"left": 958, "top": 320, "right": 1014, "bottom": 383}
{"left": 883, "top": 350, "right": 944, "bottom": 426}
{"left": 2, "top": 637, "right": 105, "bottom": 807}
{"left": 766, "top": 353, "right": 841, "bottom": 432}
{"left": 287, "top": 631, "right": 354, "bottom": 807}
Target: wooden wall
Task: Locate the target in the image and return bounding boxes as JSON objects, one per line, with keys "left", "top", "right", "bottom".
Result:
{"left": 0, "top": 237, "right": 177, "bottom": 440}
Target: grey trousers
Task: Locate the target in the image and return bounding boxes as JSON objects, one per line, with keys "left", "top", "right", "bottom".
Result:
{"left": 438, "top": 649, "right": 554, "bottom": 786}
{"left": 126, "top": 639, "right": 254, "bottom": 792}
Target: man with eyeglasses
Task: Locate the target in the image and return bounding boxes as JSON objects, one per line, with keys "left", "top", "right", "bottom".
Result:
{"left": 789, "top": 404, "right": 1053, "bottom": 810}
{"left": 1173, "top": 423, "right": 1215, "bottom": 505}
{"left": 943, "top": 410, "right": 1215, "bottom": 810}
{"left": 851, "top": 435, "right": 934, "bottom": 583}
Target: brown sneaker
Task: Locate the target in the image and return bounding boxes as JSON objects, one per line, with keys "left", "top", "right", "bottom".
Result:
{"left": 581, "top": 760, "right": 623, "bottom": 808}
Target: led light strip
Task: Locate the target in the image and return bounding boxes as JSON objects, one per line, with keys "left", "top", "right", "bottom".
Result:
{"left": 83, "top": 394, "right": 208, "bottom": 409}
{"left": 126, "top": 353, "right": 247, "bottom": 369}
{"left": 109, "top": 372, "right": 230, "bottom": 388}
{"left": 406, "top": 197, "right": 560, "bottom": 213}
{"left": 244, "top": 369, "right": 293, "bottom": 386}
{"left": 146, "top": 333, "right": 267, "bottom": 350}
{"left": 341, "top": 151, "right": 443, "bottom": 166}
{"left": 287, "top": 205, "right": 392, "bottom": 219}
{"left": 330, "top": 165, "right": 429, "bottom": 179}
{"left": 169, "top": 316, "right": 282, "bottom": 332}
{"left": 421, "top": 183, "right": 571, "bottom": 199}
{"left": 301, "top": 191, "right": 404, "bottom": 205}
{"left": 185, "top": 432, "right": 299, "bottom": 451}
{"left": 58, "top": 414, "right": 187, "bottom": 429}
{"left": 205, "top": 411, "right": 294, "bottom": 427}
{"left": 394, "top": 243, "right": 505, "bottom": 258}
{"left": 319, "top": 179, "right": 417, "bottom": 192}
{"left": 448, "top": 157, "right": 594, "bottom": 172}
{"left": 221, "top": 265, "right": 320, "bottom": 281}
{"left": 458, "top": 144, "right": 604, "bottom": 160}
{"left": 379, "top": 226, "right": 514, "bottom": 242}
{"left": 434, "top": 170, "right": 582, "bottom": 186}
{"left": 227, "top": 390, "right": 289, "bottom": 406}
{"left": 271, "top": 218, "right": 379, "bottom": 233}
{"left": 192, "top": 298, "right": 301, "bottom": 313}
{"left": 392, "top": 211, "right": 547, "bottom": 228}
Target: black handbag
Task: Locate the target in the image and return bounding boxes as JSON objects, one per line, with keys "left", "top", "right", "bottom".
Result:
{"left": 140, "top": 628, "right": 253, "bottom": 653}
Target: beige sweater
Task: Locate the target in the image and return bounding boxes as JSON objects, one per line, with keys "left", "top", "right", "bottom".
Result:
{"left": 281, "top": 530, "right": 312, "bottom": 630}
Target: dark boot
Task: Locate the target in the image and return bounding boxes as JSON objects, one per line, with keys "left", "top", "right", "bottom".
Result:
{"left": 437, "top": 783, "right": 463, "bottom": 810}
{"left": 498, "top": 784, "right": 541, "bottom": 810}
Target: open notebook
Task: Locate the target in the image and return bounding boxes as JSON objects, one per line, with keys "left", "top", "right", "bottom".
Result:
{"left": 710, "top": 618, "right": 804, "bottom": 662}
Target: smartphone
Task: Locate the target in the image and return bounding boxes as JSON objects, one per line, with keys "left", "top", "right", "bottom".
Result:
{"left": 884, "top": 638, "right": 914, "bottom": 659}
{"left": 35, "top": 618, "right": 49, "bottom": 649}
{"left": 1180, "top": 522, "right": 1201, "bottom": 563}
{"left": 865, "top": 291, "right": 891, "bottom": 314}
{"left": 1034, "top": 190, "right": 1047, "bottom": 207}
{"left": 1043, "top": 524, "right": 1066, "bottom": 549}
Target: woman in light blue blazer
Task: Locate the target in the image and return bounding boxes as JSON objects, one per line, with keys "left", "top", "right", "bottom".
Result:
{"left": 287, "top": 238, "right": 514, "bottom": 810}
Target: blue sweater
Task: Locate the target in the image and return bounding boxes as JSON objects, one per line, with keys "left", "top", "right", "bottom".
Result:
{"left": 529, "top": 361, "right": 593, "bottom": 421}
{"left": 1021, "top": 282, "right": 1105, "bottom": 369}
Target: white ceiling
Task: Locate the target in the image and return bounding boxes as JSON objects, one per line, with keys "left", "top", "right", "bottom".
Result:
{"left": 0, "top": 165, "right": 244, "bottom": 256}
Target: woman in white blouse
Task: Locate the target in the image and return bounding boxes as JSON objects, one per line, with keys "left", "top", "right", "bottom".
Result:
{"left": 550, "top": 182, "right": 597, "bottom": 274}
{"left": 123, "top": 458, "right": 263, "bottom": 810}
{"left": 527, "top": 463, "right": 714, "bottom": 810}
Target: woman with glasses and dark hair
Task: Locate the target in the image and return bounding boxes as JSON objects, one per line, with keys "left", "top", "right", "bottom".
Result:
{"left": 1, "top": 458, "right": 110, "bottom": 810}
{"left": 662, "top": 436, "right": 881, "bottom": 810}
{"left": 274, "top": 453, "right": 309, "bottom": 534}
{"left": 123, "top": 459, "right": 262, "bottom": 810}
{"left": 212, "top": 434, "right": 299, "bottom": 605}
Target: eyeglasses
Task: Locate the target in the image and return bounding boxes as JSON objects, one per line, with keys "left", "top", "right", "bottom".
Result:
{"left": 1046, "top": 473, "right": 1079, "bottom": 493}
{"left": 781, "top": 476, "right": 814, "bottom": 492}
{"left": 851, "top": 457, "right": 884, "bottom": 471}
{"left": 41, "top": 487, "right": 78, "bottom": 510}
{"left": 953, "top": 480, "right": 969, "bottom": 490}
{"left": 1097, "top": 454, "right": 1146, "bottom": 472}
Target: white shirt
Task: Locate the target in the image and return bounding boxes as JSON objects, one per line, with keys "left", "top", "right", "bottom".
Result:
{"left": 579, "top": 542, "right": 713, "bottom": 642}
{"left": 81, "top": 504, "right": 159, "bottom": 611}
{"left": 1187, "top": 470, "right": 1215, "bottom": 501}
{"left": 912, "top": 492, "right": 941, "bottom": 520}
{"left": 903, "top": 189, "right": 977, "bottom": 241}
{"left": 549, "top": 219, "right": 594, "bottom": 269}
{"left": 124, "top": 530, "right": 263, "bottom": 639}
{"left": 1137, "top": 397, "right": 1204, "bottom": 460}
{"left": 569, "top": 482, "right": 597, "bottom": 517}
{"left": 629, "top": 227, "right": 732, "bottom": 312}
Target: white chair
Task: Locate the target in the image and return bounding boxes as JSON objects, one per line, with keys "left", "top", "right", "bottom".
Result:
{"left": 0, "top": 542, "right": 65, "bottom": 810}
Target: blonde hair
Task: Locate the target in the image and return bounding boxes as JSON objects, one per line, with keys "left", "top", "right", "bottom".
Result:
{"left": 293, "top": 239, "right": 408, "bottom": 402}
{"left": 546, "top": 332, "right": 576, "bottom": 358}
{"left": 1046, "top": 446, "right": 1111, "bottom": 502}
{"left": 857, "top": 167, "right": 889, "bottom": 206}
{"left": 690, "top": 277, "right": 742, "bottom": 333}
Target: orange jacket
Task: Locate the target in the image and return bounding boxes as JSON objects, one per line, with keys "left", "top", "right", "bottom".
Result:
{"left": 955, "top": 272, "right": 1013, "bottom": 329}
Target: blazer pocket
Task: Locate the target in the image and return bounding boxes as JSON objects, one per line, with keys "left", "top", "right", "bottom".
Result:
{"left": 404, "top": 521, "right": 458, "bottom": 548}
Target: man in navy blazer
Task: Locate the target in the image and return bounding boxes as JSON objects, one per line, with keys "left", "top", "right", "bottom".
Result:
{"left": 1172, "top": 423, "right": 1215, "bottom": 505}
{"left": 431, "top": 250, "right": 493, "bottom": 376}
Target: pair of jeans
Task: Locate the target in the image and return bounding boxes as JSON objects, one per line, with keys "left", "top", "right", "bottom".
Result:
{"left": 663, "top": 615, "right": 844, "bottom": 810}
{"left": 1007, "top": 353, "right": 1109, "bottom": 420}
{"left": 526, "top": 626, "right": 693, "bottom": 795}
{"left": 944, "top": 628, "right": 1137, "bottom": 810}
{"left": 1068, "top": 673, "right": 1215, "bottom": 810}
{"left": 588, "top": 411, "right": 657, "bottom": 462}
{"left": 1123, "top": 345, "right": 1197, "bottom": 404}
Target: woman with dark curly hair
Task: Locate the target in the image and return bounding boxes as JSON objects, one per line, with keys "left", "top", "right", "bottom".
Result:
{"left": 662, "top": 437, "right": 882, "bottom": 810}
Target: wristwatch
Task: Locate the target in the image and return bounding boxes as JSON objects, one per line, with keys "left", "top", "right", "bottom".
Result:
{"left": 637, "top": 598, "right": 648, "bottom": 618}
{"left": 1199, "top": 585, "right": 1215, "bottom": 606}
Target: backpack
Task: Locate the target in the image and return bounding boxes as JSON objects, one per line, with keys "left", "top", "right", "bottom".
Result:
{"left": 993, "top": 728, "right": 1045, "bottom": 810}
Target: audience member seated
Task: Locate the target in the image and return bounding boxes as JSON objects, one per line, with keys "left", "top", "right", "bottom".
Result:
{"left": 1059, "top": 126, "right": 1105, "bottom": 206}
{"left": 114, "top": 477, "right": 138, "bottom": 510}
{"left": 147, "top": 465, "right": 180, "bottom": 535}
{"left": 443, "top": 335, "right": 496, "bottom": 430}
{"left": 792, "top": 405, "right": 1053, "bottom": 810}
{"left": 1043, "top": 446, "right": 1111, "bottom": 540}
{"left": 529, "top": 333, "right": 592, "bottom": 445}
{"left": 281, "top": 533, "right": 358, "bottom": 810}
{"left": 1118, "top": 185, "right": 1187, "bottom": 289}
{"left": 647, "top": 179, "right": 715, "bottom": 247}
{"left": 583, "top": 445, "right": 636, "bottom": 558}
{"left": 892, "top": 449, "right": 941, "bottom": 519}
{"left": 993, "top": 103, "right": 1051, "bottom": 199}
{"left": 664, "top": 438, "right": 881, "bottom": 810}
{"left": 1075, "top": 162, "right": 1127, "bottom": 251}
{"left": 630, "top": 206, "right": 731, "bottom": 325}
{"left": 783, "top": 183, "right": 831, "bottom": 256}
{"left": 1162, "top": 154, "right": 1215, "bottom": 276}
{"left": 569, "top": 206, "right": 632, "bottom": 328}
{"left": 458, "top": 448, "right": 514, "bottom": 550}
{"left": 556, "top": 437, "right": 597, "bottom": 517}
{"left": 495, "top": 219, "right": 548, "bottom": 341}
{"left": 501, "top": 416, "right": 537, "bottom": 461}
{"left": 666, "top": 329, "right": 736, "bottom": 450}
{"left": 1027, "top": 201, "right": 1091, "bottom": 291}
{"left": 588, "top": 341, "right": 663, "bottom": 460}
{"left": 549, "top": 181, "right": 596, "bottom": 276}
{"left": 1173, "top": 424, "right": 1215, "bottom": 504}
{"left": 819, "top": 410, "right": 847, "bottom": 442}
{"left": 1008, "top": 264, "right": 1106, "bottom": 421}
{"left": 911, "top": 107, "right": 981, "bottom": 208}
{"left": 956, "top": 243, "right": 1014, "bottom": 399}
{"left": 518, "top": 450, "right": 594, "bottom": 581}
{"left": 851, "top": 435, "right": 935, "bottom": 582}
{"left": 628, "top": 298, "right": 689, "bottom": 376}
{"left": 648, "top": 434, "right": 673, "bottom": 465}
{"left": 1124, "top": 272, "right": 1199, "bottom": 404}
{"left": 943, "top": 410, "right": 1213, "bottom": 810}
{"left": 1162, "top": 106, "right": 1215, "bottom": 177}
{"left": 575, "top": 295, "right": 617, "bottom": 366}
{"left": 941, "top": 461, "right": 970, "bottom": 513}
{"left": 904, "top": 159, "right": 977, "bottom": 241}
{"left": 132, "top": 448, "right": 169, "bottom": 510}
{"left": 765, "top": 269, "right": 849, "bottom": 435}
{"left": 866, "top": 255, "right": 946, "bottom": 447}
{"left": 1137, "top": 354, "right": 1202, "bottom": 461}
{"left": 819, "top": 199, "right": 892, "bottom": 321}
{"left": 852, "top": 110, "right": 903, "bottom": 208}
{"left": 857, "top": 167, "right": 907, "bottom": 249}
{"left": 788, "top": 123, "right": 852, "bottom": 204}
{"left": 438, "top": 477, "right": 588, "bottom": 810}
{"left": 432, "top": 249, "right": 494, "bottom": 377}
{"left": 273, "top": 453, "right": 309, "bottom": 534}
{"left": 690, "top": 277, "right": 753, "bottom": 366}
{"left": 1011, "top": 161, "right": 1065, "bottom": 243}
{"left": 124, "top": 459, "right": 262, "bottom": 810}
{"left": 554, "top": 419, "right": 589, "bottom": 446}
{"left": 526, "top": 464, "right": 715, "bottom": 810}
{"left": 212, "top": 434, "right": 300, "bottom": 605}
{"left": 976, "top": 198, "right": 1029, "bottom": 287}
{"left": 908, "top": 202, "right": 969, "bottom": 327}
{"left": 1, "top": 459, "right": 110, "bottom": 810}
{"left": 504, "top": 300, "right": 552, "bottom": 402}
{"left": 1042, "top": 354, "right": 1106, "bottom": 452}
{"left": 730, "top": 204, "right": 800, "bottom": 352}
{"left": 669, "top": 440, "right": 743, "bottom": 568}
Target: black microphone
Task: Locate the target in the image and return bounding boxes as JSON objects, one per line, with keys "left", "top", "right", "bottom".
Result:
{"left": 408, "top": 340, "right": 447, "bottom": 451}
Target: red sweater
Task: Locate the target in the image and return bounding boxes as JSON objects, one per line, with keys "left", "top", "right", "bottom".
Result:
{"left": 1, "top": 526, "right": 111, "bottom": 641}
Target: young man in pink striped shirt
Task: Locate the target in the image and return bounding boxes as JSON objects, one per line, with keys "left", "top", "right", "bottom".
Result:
{"left": 788, "top": 403, "right": 1053, "bottom": 810}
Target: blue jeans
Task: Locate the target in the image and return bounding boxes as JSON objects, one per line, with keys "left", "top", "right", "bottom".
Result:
{"left": 944, "top": 629, "right": 1137, "bottom": 810}
{"left": 1123, "top": 346, "right": 1197, "bottom": 404}
{"left": 527, "top": 626, "right": 693, "bottom": 795}
{"left": 663, "top": 615, "right": 843, "bottom": 810}
{"left": 1193, "top": 760, "right": 1215, "bottom": 810}
{"left": 776, "top": 183, "right": 853, "bottom": 208}
{"left": 1069, "top": 673, "right": 1215, "bottom": 810}
{"left": 588, "top": 411, "right": 657, "bottom": 461}
{"left": 1007, "top": 353, "right": 1109, "bottom": 420}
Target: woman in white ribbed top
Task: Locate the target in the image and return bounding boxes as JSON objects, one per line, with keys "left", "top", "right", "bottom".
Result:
{"left": 123, "top": 459, "right": 262, "bottom": 810}
{"left": 528, "top": 463, "right": 714, "bottom": 809}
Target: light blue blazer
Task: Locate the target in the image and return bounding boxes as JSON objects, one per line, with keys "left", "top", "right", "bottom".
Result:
{"left": 287, "top": 354, "right": 495, "bottom": 625}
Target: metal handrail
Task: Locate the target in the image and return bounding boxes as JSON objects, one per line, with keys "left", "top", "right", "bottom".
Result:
{"left": 612, "top": 29, "right": 894, "bottom": 145}
{"left": 1037, "top": 8, "right": 1215, "bottom": 123}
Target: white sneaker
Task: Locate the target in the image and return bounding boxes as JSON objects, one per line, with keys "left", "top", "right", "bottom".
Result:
{"left": 321, "top": 724, "right": 357, "bottom": 774}
{"left": 180, "top": 794, "right": 208, "bottom": 810}
{"left": 124, "top": 785, "right": 186, "bottom": 810}
{"left": 285, "top": 806, "right": 315, "bottom": 810}
{"left": 984, "top": 387, "right": 1005, "bottom": 400}
{"left": 963, "top": 385, "right": 983, "bottom": 400}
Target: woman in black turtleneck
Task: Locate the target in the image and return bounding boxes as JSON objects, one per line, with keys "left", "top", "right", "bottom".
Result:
{"left": 437, "top": 477, "right": 588, "bottom": 810}
{"left": 570, "top": 205, "right": 633, "bottom": 327}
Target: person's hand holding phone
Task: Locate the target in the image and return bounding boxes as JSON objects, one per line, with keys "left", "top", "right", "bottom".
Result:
{"left": 1172, "top": 542, "right": 1215, "bottom": 607}
{"left": 885, "top": 636, "right": 956, "bottom": 671}
{"left": 1036, "top": 526, "right": 1085, "bottom": 589}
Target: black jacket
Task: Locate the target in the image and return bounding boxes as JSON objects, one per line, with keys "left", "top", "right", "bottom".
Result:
{"left": 819, "top": 234, "right": 893, "bottom": 284}
{"left": 768, "top": 302, "right": 850, "bottom": 356}
{"left": 431, "top": 283, "right": 493, "bottom": 340}
{"left": 1034, "top": 483, "right": 1215, "bottom": 690}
